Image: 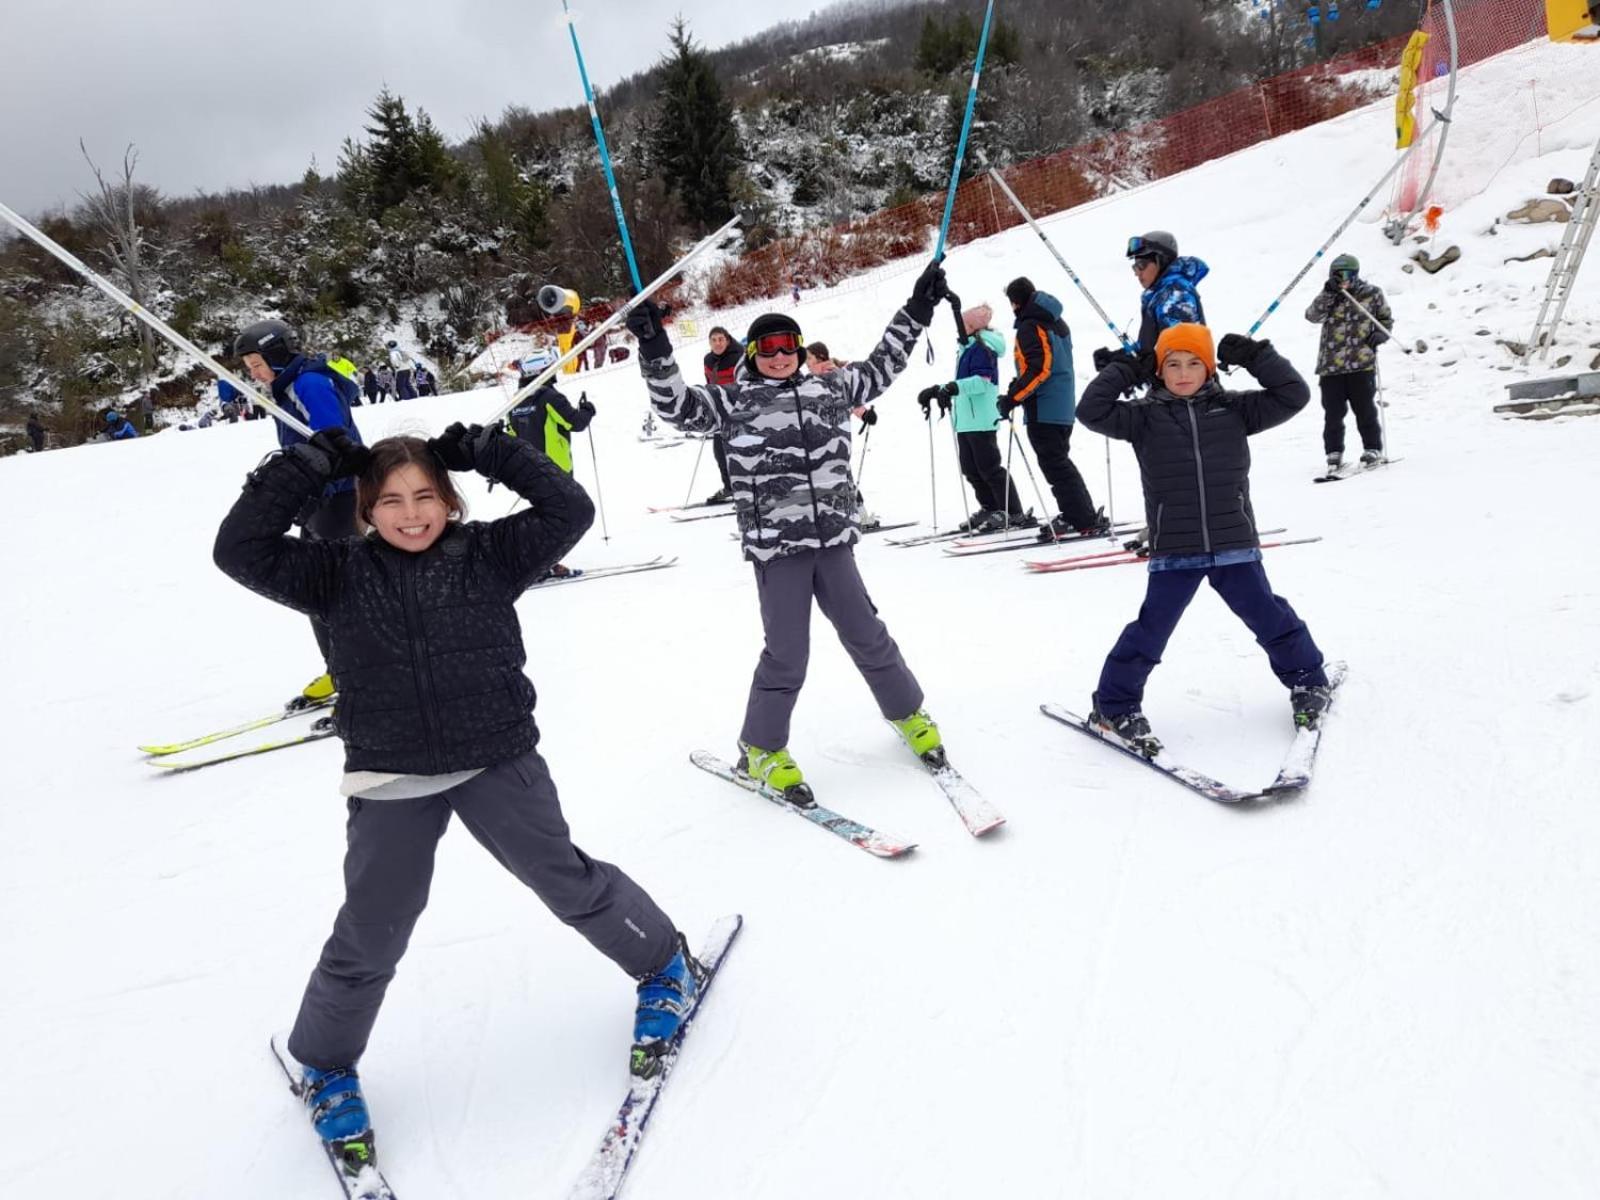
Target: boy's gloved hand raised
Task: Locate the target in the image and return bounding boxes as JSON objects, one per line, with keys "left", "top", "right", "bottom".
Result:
{"left": 905, "top": 261, "right": 950, "bottom": 325}
{"left": 1217, "top": 334, "right": 1269, "bottom": 371}
{"left": 427, "top": 422, "right": 498, "bottom": 472}
{"left": 305, "top": 428, "right": 371, "bottom": 479}
{"left": 624, "top": 300, "right": 673, "bottom": 360}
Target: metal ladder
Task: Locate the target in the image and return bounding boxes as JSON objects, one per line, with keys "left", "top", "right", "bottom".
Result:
{"left": 1522, "top": 134, "right": 1600, "bottom": 363}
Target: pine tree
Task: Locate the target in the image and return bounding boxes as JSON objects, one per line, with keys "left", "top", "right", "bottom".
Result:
{"left": 338, "top": 89, "right": 457, "bottom": 219}
{"left": 649, "top": 18, "right": 742, "bottom": 229}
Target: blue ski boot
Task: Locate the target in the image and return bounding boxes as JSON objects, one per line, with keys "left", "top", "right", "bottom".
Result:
{"left": 631, "top": 934, "right": 704, "bottom": 1079}
{"left": 301, "top": 1063, "right": 371, "bottom": 1143}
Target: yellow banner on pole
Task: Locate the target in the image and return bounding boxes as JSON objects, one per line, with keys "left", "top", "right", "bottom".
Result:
{"left": 1395, "top": 31, "right": 1429, "bottom": 149}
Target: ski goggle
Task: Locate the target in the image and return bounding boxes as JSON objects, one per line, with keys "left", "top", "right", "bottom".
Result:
{"left": 1126, "top": 236, "right": 1166, "bottom": 259}
{"left": 1333, "top": 268, "right": 1357, "bottom": 281}
{"left": 749, "top": 331, "right": 803, "bottom": 358}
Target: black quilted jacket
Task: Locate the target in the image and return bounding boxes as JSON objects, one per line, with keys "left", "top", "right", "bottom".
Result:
{"left": 1077, "top": 346, "right": 1309, "bottom": 556}
{"left": 213, "top": 432, "right": 593, "bottom": 774}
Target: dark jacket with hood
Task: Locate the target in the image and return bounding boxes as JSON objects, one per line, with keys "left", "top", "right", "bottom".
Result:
{"left": 1077, "top": 344, "right": 1309, "bottom": 557}
{"left": 213, "top": 430, "right": 593, "bottom": 775}
{"left": 1005, "top": 292, "right": 1076, "bottom": 425}
{"left": 703, "top": 342, "right": 742, "bottom": 386}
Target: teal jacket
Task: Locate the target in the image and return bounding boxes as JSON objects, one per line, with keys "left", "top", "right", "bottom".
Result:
{"left": 952, "top": 329, "right": 1007, "bottom": 434}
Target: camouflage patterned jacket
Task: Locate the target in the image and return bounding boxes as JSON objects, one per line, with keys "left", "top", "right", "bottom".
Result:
{"left": 641, "top": 307, "right": 925, "bottom": 563}
{"left": 1305, "top": 280, "right": 1394, "bottom": 377}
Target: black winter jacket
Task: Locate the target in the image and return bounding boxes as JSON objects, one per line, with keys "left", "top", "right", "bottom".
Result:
{"left": 213, "top": 432, "right": 594, "bottom": 774}
{"left": 1077, "top": 346, "right": 1309, "bottom": 556}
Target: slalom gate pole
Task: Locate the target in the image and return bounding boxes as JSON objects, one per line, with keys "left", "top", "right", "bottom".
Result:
{"left": 583, "top": 392, "right": 610, "bottom": 541}
{"left": 683, "top": 436, "right": 708, "bottom": 507}
{"left": 562, "top": 0, "right": 643, "bottom": 293}
{"left": 0, "top": 198, "right": 314, "bottom": 437}
{"left": 933, "top": 0, "right": 996, "bottom": 260}
{"left": 986, "top": 169, "right": 1131, "bottom": 352}
{"left": 489, "top": 214, "right": 741, "bottom": 425}
{"left": 1246, "top": 116, "right": 1447, "bottom": 336}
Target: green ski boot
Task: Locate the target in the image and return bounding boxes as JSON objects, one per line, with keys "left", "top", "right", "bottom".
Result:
{"left": 890, "top": 708, "right": 946, "bottom": 768}
{"left": 737, "top": 741, "right": 814, "bottom": 808}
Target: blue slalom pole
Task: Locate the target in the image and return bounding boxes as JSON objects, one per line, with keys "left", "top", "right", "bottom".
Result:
{"left": 561, "top": 0, "right": 643, "bottom": 293}
{"left": 934, "top": 0, "right": 997, "bottom": 260}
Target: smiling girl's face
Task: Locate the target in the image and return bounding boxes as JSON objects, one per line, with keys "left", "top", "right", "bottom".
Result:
{"left": 368, "top": 463, "right": 452, "bottom": 552}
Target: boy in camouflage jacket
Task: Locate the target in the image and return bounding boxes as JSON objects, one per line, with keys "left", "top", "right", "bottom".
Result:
{"left": 625, "top": 264, "right": 953, "bottom": 802}
{"left": 1304, "top": 253, "right": 1394, "bottom": 468}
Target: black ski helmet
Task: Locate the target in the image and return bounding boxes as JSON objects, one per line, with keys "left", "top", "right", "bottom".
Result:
{"left": 1127, "top": 230, "right": 1178, "bottom": 268}
{"left": 233, "top": 319, "right": 301, "bottom": 369}
{"left": 744, "top": 312, "right": 803, "bottom": 359}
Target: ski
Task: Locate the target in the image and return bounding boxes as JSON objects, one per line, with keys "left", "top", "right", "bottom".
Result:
{"left": 1263, "top": 661, "right": 1348, "bottom": 793}
{"left": 149, "top": 725, "right": 336, "bottom": 773}
{"left": 669, "top": 509, "right": 735, "bottom": 522}
{"left": 532, "top": 557, "right": 679, "bottom": 587}
{"left": 1039, "top": 703, "right": 1257, "bottom": 803}
{"left": 859, "top": 520, "right": 920, "bottom": 536}
{"left": 1024, "top": 536, "right": 1321, "bottom": 574}
{"left": 567, "top": 915, "right": 743, "bottom": 1200}
{"left": 916, "top": 751, "right": 1005, "bottom": 836}
{"left": 943, "top": 522, "right": 1145, "bottom": 558}
{"left": 884, "top": 527, "right": 968, "bottom": 548}
{"left": 689, "top": 750, "right": 916, "bottom": 858}
{"left": 647, "top": 500, "right": 730, "bottom": 514}
{"left": 269, "top": 1037, "right": 397, "bottom": 1200}
{"left": 1313, "top": 457, "right": 1401, "bottom": 484}
{"left": 139, "top": 697, "right": 334, "bottom": 756}
{"left": 1018, "top": 527, "right": 1287, "bottom": 570}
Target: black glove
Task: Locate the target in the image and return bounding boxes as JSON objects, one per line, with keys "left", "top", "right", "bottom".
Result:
{"left": 996, "top": 393, "right": 1021, "bottom": 421}
{"left": 1217, "top": 333, "right": 1269, "bottom": 371}
{"left": 305, "top": 428, "right": 371, "bottom": 479}
{"left": 1324, "top": 276, "right": 1344, "bottom": 295}
{"left": 1364, "top": 328, "right": 1389, "bottom": 349}
{"left": 1093, "top": 346, "right": 1116, "bottom": 371}
{"left": 904, "top": 261, "right": 950, "bottom": 326}
{"left": 579, "top": 397, "right": 597, "bottom": 417}
{"left": 427, "top": 421, "right": 496, "bottom": 472}
{"left": 624, "top": 300, "right": 672, "bottom": 360}
{"left": 858, "top": 407, "right": 878, "bottom": 432}
{"left": 916, "top": 384, "right": 941, "bottom": 419}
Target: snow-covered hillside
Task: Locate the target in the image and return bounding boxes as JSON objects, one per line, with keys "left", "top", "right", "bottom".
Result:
{"left": 2, "top": 37, "right": 1598, "bottom": 1200}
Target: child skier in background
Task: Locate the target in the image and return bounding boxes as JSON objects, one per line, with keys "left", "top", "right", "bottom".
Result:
{"left": 508, "top": 376, "right": 595, "bottom": 581}
{"left": 625, "top": 263, "right": 952, "bottom": 803}
{"left": 919, "top": 302, "right": 1030, "bottom": 532}
{"left": 212, "top": 422, "right": 699, "bottom": 1175}
{"left": 1304, "top": 253, "right": 1394, "bottom": 471}
{"left": 1076, "top": 324, "right": 1332, "bottom": 755}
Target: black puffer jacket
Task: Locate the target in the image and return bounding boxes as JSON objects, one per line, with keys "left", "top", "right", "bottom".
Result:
{"left": 213, "top": 432, "right": 594, "bottom": 774}
{"left": 1077, "top": 346, "right": 1309, "bottom": 556}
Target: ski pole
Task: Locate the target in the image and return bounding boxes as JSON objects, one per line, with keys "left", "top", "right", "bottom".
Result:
{"left": 934, "top": 0, "right": 996, "bottom": 259}
{"left": 855, "top": 422, "right": 874, "bottom": 521}
{"left": 927, "top": 412, "right": 939, "bottom": 531}
{"left": 562, "top": 0, "right": 643, "bottom": 293}
{"left": 1001, "top": 414, "right": 1017, "bottom": 532}
{"left": 1009, "top": 423, "right": 1060, "bottom": 542}
{"left": 583, "top": 392, "right": 610, "bottom": 542}
{"left": 1246, "top": 114, "right": 1448, "bottom": 336}
{"left": 986, "top": 169, "right": 1132, "bottom": 352}
{"left": 1375, "top": 360, "right": 1393, "bottom": 460}
{"left": 942, "top": 292, "right": 973, "bottom": 528}
{"left": 490, "top": 214, "right": 742, "bottom": 425}
{"left": 0, "top": 198, "right": 314, "bottom": 438}
{"left": 1104, "top": 437, "right": 1115, "bottom": 530}
{"left": 1340, "top": 287, "right": 1411, "bottom": 354}
{"left": 683, "top": 436, "right": 708, "bottom": 508}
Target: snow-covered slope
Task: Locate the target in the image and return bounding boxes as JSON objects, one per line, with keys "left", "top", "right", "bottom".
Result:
{"left": 2, "top": 38, "right": 1598, "bottom": 1200}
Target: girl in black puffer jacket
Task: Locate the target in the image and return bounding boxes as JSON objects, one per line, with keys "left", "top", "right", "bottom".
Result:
{"left": 213, "top": 424, "right": 700, "bottom": 1160}
{"left": 1076, "top": 324, "right": 1332, "bottom": 756}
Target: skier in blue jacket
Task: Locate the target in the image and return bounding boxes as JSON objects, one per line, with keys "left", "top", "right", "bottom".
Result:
{"left": 234, "top": 318, "right": 366, "bottom": 710}
{"left": 105, "top": 410, "right": 140, "bottom": 440}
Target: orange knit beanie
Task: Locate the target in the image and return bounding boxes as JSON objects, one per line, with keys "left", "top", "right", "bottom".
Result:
{"left": 1154, "top": 323, "right": 1216, "bottom": 376}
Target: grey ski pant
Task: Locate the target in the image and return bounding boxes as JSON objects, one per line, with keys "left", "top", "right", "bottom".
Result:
{"left": 287, "top": 749, "right": 678, "bottom": 1069}
{"left": 739, "top": 544, "right": 923, "bottom": 751}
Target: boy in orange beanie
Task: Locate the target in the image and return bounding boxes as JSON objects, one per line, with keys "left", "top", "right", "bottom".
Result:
{"left": 1075, "top": 324, "right": 1331, "bottom": 755}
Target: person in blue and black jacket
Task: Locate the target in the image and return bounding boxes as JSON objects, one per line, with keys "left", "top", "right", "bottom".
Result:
{"left": 235, "top": 318, "right": 366, "bottom": 710}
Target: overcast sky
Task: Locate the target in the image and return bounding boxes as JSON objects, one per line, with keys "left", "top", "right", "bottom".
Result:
{"left": 0, "top": 0, "right": 818, "bottom": 219}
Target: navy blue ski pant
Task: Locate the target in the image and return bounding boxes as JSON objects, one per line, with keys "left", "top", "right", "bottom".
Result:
{"left": 1094, "top": 560, "right": 1327, "bottom": 717}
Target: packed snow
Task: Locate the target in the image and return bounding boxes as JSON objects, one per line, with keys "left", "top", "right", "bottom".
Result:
{"left": 2, "top": 36, "right": 1597, "bottom": 1200}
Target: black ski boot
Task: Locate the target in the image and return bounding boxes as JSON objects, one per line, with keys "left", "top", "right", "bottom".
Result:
{"left": 1291, "top": 683, "right": 1333, "bottom": 729}
{"left": 1089, "top": 704, "right": 1162, "bottom": 758}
